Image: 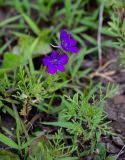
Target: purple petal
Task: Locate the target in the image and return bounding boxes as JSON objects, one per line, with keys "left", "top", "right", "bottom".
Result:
{"left": 57, "top": 65, "right": 65, "bottom": 72}
{"left": 60, "top": 43, "right": 67, "bottom": 52}
{"left": 60, "top": 30, "right": 79, "bottom": 53}
{"left": 43, "top": 56, "right": 51, "bottom": 66}
{"left": 70, "top": 39, "right": 76, "bottom": 46}
{"left": 51, "top": 51, "right": 59, "bottom": 58}
{"left": 69, "top": 47, "right": 79, "bottom": 54}
{"left": 60, "top": 30, "right": 71, "bottom": 44}
{"left": 60, "top": 54, "right": 69, "bottom": 64}
{"left": 47, "top": 65, "right": 57, "bottom": 74}
{"left": 60, "top": 29, "right": 67, "bottom": 40}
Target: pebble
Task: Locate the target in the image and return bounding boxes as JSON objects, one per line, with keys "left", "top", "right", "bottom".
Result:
{"left": 112, "top": 136, "right": 124, "bottom": 147}
{"left": 106, "top": 143, "right": 119, "bottom": 153}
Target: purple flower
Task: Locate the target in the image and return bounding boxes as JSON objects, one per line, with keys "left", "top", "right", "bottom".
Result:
{"left": 60, "top": 29, "right": 79, "bottom": 54}
{"left": 43, "top": 51, "right": 68, "bottom": 74}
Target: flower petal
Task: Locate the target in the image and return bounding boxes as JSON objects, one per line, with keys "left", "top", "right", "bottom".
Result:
{"left": 59, "top": 29, "right": 78, "bottom": 53}
{"left": 69, "top": 47, "right": 79, "bottom": 54}
{"left": 43, "top": 56, "right": 51, "bottom": 66}
{"left": 60, "top": 54, "right": 69, "bottom": 65}
{"left": 70, "top": 38, "right": 76, "bottom": 46}
{"left": 47, "top": 65, "right": 57, "bottom": 74}
{"left": 51, "top": 51, "right": 59, "bottom": 58}
{"left": 60, "top": 29, "right": 68, "bottom": 40}
{"left": 60, "top": 42, "right": 68, "bottom": 52}
{"left": 57, "top": 65, "right": 65, "bottom": 72}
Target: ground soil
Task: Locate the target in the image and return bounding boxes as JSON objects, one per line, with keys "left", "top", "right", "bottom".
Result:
{"left": 96, "top": 49, "right": 125, "bottom": 160}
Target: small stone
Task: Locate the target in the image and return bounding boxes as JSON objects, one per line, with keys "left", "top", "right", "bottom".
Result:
{"left": 105, "top": 102, "right": 118, "bottom": 121}
{"left": 114, "top": 95, "right": 125, "bottom": 104}
{"left": 112, "top": 136, "right": 124, "bottom": 147}
{"left": 106, "top": 143, "right": 119, "bottom": 154}
{"left": 118, "top": 112, "right": 125, "bottom": 122}
{"left": 116, "top": 129, "right": 122, "bottom": 134}
{"left": 105, "top": 109, "right": 117, "bottom": 121}
{"left": 11, "top": 127, "right": 14, "bottom": 131}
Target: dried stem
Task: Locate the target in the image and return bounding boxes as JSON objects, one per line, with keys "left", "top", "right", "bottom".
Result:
{"left": 97, "top": 3, "right": 104, "bottom": 66}
{"left": 50, "top": 43, "right": 60, "bottom": 48}
{"left": 116, "top": 144, "right": 125, "bottom": 159}
{"left": 97, "top": 59, "right": 116, "bottom": 72}
{"left": 90, "top": 71, "right": 115, "bottom": 82}
{"left": 90, "top": 59, "right": 116, "bottom": 82}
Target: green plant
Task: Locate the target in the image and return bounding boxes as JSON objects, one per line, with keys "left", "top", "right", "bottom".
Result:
{"left": 41, "top": 83, "right": 118, "bottom": 158}
{"left": 0, "top": 0, "right": 122, "bottom": 159}
{"left": 29, "top": 129, "right": 77, "bottom": 160}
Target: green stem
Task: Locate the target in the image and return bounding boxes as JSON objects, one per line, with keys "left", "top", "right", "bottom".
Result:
{"left": 28, "top": 56, "right": 34, "bottom": 75}
{"left": 28, "top": 37, "right": 39, "bottom": 74}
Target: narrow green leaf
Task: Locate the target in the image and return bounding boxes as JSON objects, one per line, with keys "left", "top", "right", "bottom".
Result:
{"left": 0, "top": 15, "right": 21, "bottom": 28}
{"left": 71, "top": 48, "right": 86, "bottom": 78}
{"left": 29, "top": 38, "right": 39, "bottom": 56}
{"left": 22, "top": 13, "right": 40, "bottom": 35}
{"left": 42, "top": 121, "right": 81, "bottom": 132}
{"left": 0, "top": 133, "right": 18, "bottom": 149}
{"left": 65, "top": 0, "right": 72, "bottom": 28}
{"left": 80, "top": 19, "right": 98, "bottom": 29}
{"left": 82, "top": 34, "right": 97, "bottom": 45}
{"left": 0, "top": 149, "right": 20, "bottom": 160}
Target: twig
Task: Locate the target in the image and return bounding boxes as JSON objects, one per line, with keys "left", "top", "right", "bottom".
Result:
{"left": 50, "top": 43, "right": 60, "bottom": 48}
{"left": 97, "top": 3, "right": 104, "bottom": 66}
{"left": 90, "top": 71, "right": 115, "bottom": 82}
{"left": 27, "top": 113, "right": 41, "bottom": 131}
{"left": 98, "top": 59, "right": 117, "bottom": 72}
{"left": 90, "top": 59, "right": 116, "bottom": 82}
{"left": 116, "top": 144, "right": 125, "bottom": 159}
{"left": 29, "top": 113, "right": 41, "bottom": 125}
